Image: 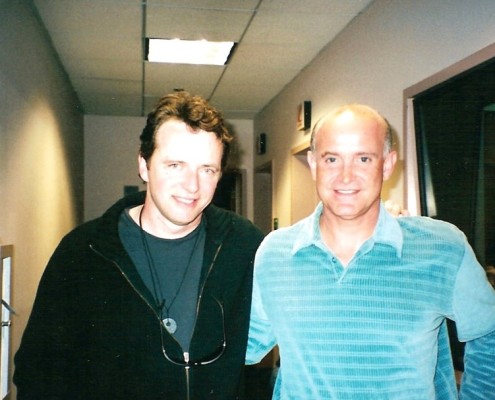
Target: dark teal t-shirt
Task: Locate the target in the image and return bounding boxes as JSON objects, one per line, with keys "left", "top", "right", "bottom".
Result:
{"left": 119, "top": 208, "right": 205, "bottom": 351}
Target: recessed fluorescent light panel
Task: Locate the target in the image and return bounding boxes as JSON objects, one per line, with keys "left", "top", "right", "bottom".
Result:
{"left": 146, "top": 38, "right": 236, "bottom": 65}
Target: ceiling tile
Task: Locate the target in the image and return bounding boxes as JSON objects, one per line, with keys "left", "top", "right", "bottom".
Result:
{"left": 79, "top": 92, "right": 143, "bottom": 116}
{"left": 72, "top": 77, "right": 142, "bottom": 96}
{"left": 33, "top": 0, "right": 373, "bottom": 118}
{"left": 144, "top": 63, "right": 224, "bottom": 98}
{"left": 34, "top": 0, "right": 142, "bottom": 36}
{"left": 145, "top": 6, "right": 252, "bottom": 42}
{"left": 63, "top": 59, "right": 143, "bottom": 81}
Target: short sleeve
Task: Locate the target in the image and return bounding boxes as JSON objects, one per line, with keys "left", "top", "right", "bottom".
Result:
{"left": 452, "top": 242, "right": 495, "bottom": 341}
{"left": 245, "top": 270, "right": 276, "bottom": 365}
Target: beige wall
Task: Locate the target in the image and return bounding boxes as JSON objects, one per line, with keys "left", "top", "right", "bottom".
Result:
{"left": 84, "top": 115, "right": 147, "bottom": 221}
{"left": 0, "top": 1, "right": 84, "bottom": 396}
{"left": 253, "top": 0, "right": 495, "bottom": 228}
{"left": 84, "top": 116, "right": 255, "bottom": 221}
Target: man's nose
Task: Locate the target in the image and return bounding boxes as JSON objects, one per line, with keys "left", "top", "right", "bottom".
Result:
{"left": 182, "top": 169, "right": 199, "bottom": 192}
{"left": 340, "top": 162, "right": 354, "bottom": 183}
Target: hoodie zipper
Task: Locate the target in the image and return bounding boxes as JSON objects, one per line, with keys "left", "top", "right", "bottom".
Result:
{"left": 183, "top": 242, "right": 223, "bottom": 400}
{"left": 90, "top": 240, "right": 225, "bottom": 400}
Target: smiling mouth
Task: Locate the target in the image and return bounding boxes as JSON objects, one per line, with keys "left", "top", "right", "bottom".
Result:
{"left": 175, "top": 196, "right": 197, "bottom": 205}
{"left": 336, "top": 189, "right": 358, "bottom": 194}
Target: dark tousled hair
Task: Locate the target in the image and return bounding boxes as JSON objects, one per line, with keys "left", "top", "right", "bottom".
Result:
{"left": 139, "top": 91, "right": 232, "bottom": 170}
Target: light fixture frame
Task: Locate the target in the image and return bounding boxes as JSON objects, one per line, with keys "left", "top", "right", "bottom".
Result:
{"left": 145, "top": 38, "right": 236, "bottom": 66}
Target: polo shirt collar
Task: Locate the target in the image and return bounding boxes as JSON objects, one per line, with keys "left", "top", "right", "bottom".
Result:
{"left": 292, "top": 202, "right": 403, "bottom": 258}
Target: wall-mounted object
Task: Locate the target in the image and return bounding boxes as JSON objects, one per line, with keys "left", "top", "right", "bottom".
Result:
{"left": 297, "top": 101, "right": 311, "bottom": 131}
{"left": 1, "top": 245, "right": 13, "bottom": 399}
{"left": 257, "top": 133, "right": 266, "bottom": 155}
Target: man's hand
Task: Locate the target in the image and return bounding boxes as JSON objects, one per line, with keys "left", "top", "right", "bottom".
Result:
{"left": 384, "top": 200, "right": 410, "bottom": 217}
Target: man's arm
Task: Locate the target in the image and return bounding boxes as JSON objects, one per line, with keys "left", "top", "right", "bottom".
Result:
{"left": 453, "top": 242, "right": 495, "bottom": 399}
{"left": 460, "top": 329, "right": 495, "bottom": 399}
{"left": 245, "top": 276, "right": 276, "bottom": 365}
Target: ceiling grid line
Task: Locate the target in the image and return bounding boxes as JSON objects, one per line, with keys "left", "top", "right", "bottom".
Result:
{"left": 208, "top": 0, "right": 263, "bottom": 102}
{"left": 33, "top": 0, "right": 373, "bottom": 119}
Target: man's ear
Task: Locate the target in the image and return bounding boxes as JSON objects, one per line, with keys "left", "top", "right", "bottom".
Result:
{"left": 138, "top": 154, "right": 149, "bottom": 183}
{"left": 383, "top": 150, "right": 397, "bottom": 181}
{"left": 307, "top": 150, "right": 317, "bottom": 181}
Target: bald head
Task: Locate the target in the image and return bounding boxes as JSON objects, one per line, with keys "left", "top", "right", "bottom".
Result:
{"left": 310, "top": 104, "right": 393, "bottom": 155}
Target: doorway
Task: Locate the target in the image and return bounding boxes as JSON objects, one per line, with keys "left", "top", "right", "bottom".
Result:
{"left": 410, "top": 56, "right": 495, "bottom": 267}
{"left": 253, "top": 162, "right": 273, "bottom": 235}
{"left": 405, "top": 44, "right": 495, "bottom": 376}
{"left": 212, "top": 169, "right": 247, "bottom": 217}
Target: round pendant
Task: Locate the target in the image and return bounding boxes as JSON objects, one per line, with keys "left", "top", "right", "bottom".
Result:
{"left": 163, "top": 317, "right": 177, "bottom": 334}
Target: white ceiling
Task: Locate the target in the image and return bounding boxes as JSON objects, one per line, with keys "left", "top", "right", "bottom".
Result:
{"left": 33, "top": 0, "right": 373, "bottom": 119}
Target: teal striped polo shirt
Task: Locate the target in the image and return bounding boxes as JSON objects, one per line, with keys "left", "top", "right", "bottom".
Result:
{"left": 247, "top": 203, "right": 495, "bottom": 399}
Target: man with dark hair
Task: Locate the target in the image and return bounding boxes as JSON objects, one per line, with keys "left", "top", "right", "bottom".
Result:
{"left": 14, "top": 91, "right": 264, "bottom": 399}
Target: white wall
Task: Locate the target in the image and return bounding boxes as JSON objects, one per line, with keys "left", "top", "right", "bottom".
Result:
{"left": 253, "top": 0, "right": 495, "bottom": 227}
{"left": 0, "top": 1, "right": 84, "bottom": 396}
{"left": 84, "top": 116, "right": 255, "bottom": 221}
{"left": 84, "top": 116, "right": 147, "bottom": 221}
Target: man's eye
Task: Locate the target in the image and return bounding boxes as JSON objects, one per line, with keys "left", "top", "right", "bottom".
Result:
{"left": 325, "top": 157, "right": 337, "bottom": 163}
{"left": 360, "top": 157, "right": 371, "bottom": 163}
{"left": 203, "top": 167, "right": 218, "bottom": 175}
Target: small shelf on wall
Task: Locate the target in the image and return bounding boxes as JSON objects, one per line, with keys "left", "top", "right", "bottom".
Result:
{"left": 291, "top": 141, "right": 310, "bottom": 155}
{"left": 291, "top": 141, "right": 311, "bottom": 163}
